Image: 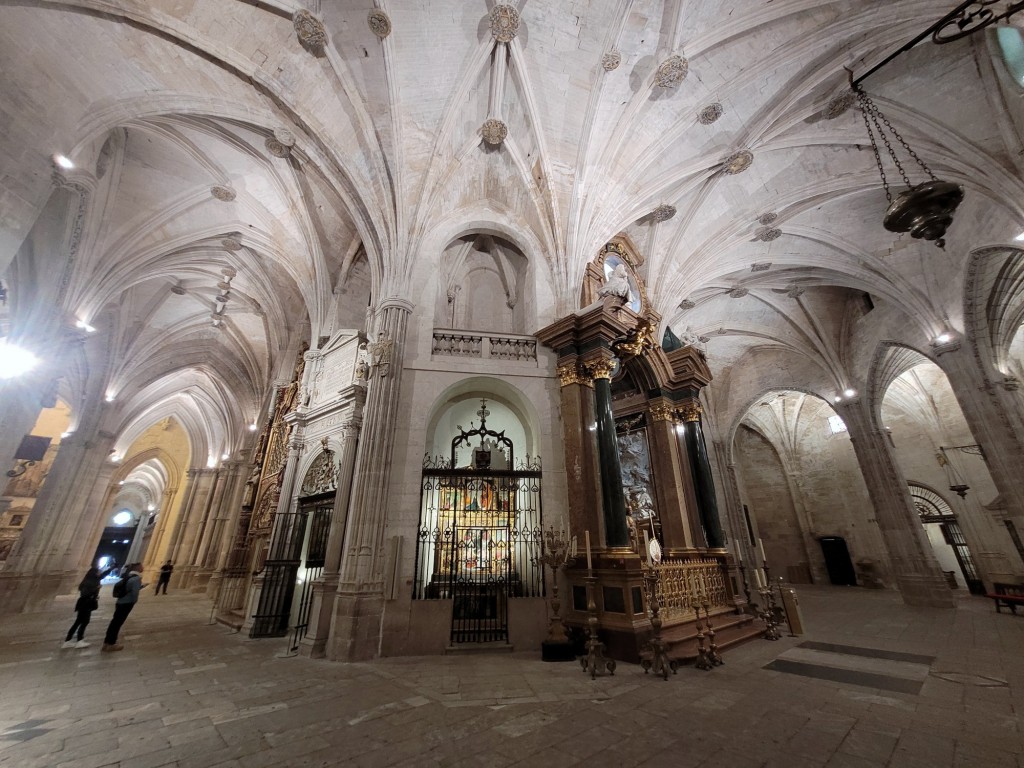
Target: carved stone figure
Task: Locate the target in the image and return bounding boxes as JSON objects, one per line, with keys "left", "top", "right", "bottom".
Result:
{"left": 679, "top": 326, "right": 700, "bottom": 348}
{"left": 293, "top": 10, "right": 328, "bottom": 56}
{"left": 598, "top": 264, "right": 631, "bottom": 302}
{"left": 354, "top": 342, "right": 370, "bottom": 383}
{"left": 369, "top": 332, "right": 394, "bottom": 378}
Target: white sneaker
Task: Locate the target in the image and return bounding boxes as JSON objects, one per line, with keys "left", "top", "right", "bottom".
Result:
{"left": 74, "top": 641, "right": 90, "bottom": 648}
{"left": 61, "top": 640, "right": 76, "bottom": 649}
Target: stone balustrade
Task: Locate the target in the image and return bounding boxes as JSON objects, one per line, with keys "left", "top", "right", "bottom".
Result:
{"left": 431, "top": 330, "right": 537, "bottom": 362}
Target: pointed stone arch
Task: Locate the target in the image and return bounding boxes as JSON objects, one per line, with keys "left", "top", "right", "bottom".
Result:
{"left": 964, "top": 245, "right": 1024, "bottom": 379}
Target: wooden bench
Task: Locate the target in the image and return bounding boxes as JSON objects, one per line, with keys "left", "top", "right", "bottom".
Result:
{"left": 986, "top": 583, "right": 1024, "bottom": 614}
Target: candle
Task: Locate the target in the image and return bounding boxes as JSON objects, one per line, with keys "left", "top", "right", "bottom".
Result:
{"left": 758, "top": 538, "right": 766, "bottom": 562}
{"left": 754, "top": 568, "right": 765, "bottom": 589}
{"left": 585, "top": 530, "right": 592, "bottom": 571}
{"left": 643, "top": 530, "right": 652, "bottom": 565}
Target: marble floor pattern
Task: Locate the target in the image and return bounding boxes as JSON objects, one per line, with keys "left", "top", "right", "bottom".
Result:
{"left": 0, "top": 584, "right": 1022, "bottom": 768}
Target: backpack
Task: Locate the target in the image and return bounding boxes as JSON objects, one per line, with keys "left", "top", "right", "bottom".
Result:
{"left": 112, "top": 576, "right": 129, "bottom": 599}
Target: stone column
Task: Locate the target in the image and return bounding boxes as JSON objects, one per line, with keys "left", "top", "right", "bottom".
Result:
{"left": 332, "top": 298, "right": 412, "bottom": 661}
{"left": 937, "top": 343, "right": 1024, "bottom": 561}
{"left": 647, "top": 406, "right": 695, "bottom": 550}
{"left": 681, "top": 405, "right": 725, "bottom": 548}
{"left": 555, "top": 361, "right": 600, "bottom": 540}
{"left": 164, "top": 470, "right": 201, "bottom": 562}
{"left": 586, "top": 356, "right": 630, "bottom": 548}
{"left": 301, "top": 411, "right": 363, "bottom": 658}
{"left": 0, "top": 426, "right": 117, "bottom": 612}
{"left": 837, "top": 397, "right": 954, "bottom": 607}
{"left": 192, "top": 462, "right": 243, "bottom": 592}
{"left": 205, "top": 453, "right": 251, "bottom": 601}
{"left": 168, "top": 469, "right": 217, "bottom": 587}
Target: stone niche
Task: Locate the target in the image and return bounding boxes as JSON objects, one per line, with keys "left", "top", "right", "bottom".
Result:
{"left": 434, "top": 234, "right": 531, "bottom": 334}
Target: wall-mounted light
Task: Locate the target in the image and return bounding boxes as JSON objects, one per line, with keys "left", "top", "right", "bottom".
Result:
{"left": 248, "top": 423, "right": 258, "bottom": 431}
{"left": 935, "top": 332, "right": 952, "bottom": 344}
{"left": 843, "top": 388, "right": 856, "bottom": 398}
{"left": 207, "top": 457, "right": 218, "bottom": 468}
{"left": 1015, "top": 231, "right": 1024, "bottom": 242}
{"left": 104, "top": 394, "right": 115, "bottom": 403}
{"left": 52, "top": 153, "right": 74, "bottom": 169}
{"left": 60, "top": 430, "right": 73, "bottom": 439}
{"left": 75, "top": 319, "right": 96, "bottom": 333}
{"left": 833, "top": 396, "right": 842, "bottom": 403}
{"left": 221, "top": 452, "right": 229, "bottom": 460}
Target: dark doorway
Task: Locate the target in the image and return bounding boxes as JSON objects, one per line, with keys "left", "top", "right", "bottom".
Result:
{"left": 819, "top": 536, "right": 857, "bottom": 586}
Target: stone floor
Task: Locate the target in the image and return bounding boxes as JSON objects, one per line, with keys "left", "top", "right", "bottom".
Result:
{"left": 0, "top": 584, "right": 1022, "bottom": 768}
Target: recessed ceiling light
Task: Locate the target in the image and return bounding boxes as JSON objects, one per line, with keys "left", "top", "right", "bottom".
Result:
{"left": 52, "top": 153, "right": 74, "bottom": 169}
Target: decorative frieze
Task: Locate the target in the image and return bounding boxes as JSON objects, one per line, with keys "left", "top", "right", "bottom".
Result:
{"left": 489, "top": 4, "right": 520, "bottom": 42}
{"left": 655, "top": 55, "right": 688, "bottom": 88}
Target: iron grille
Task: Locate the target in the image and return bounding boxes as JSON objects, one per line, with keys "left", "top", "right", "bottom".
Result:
{"left": 414, "top": 464, "right": 543, "bottom": 644}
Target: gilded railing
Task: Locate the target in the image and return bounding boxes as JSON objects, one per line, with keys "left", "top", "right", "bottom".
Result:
{"left": 656, "top": 557, "right": 730, "bottom": 620}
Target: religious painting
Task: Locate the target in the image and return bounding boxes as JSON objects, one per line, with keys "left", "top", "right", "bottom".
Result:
{"left": 616, "top": 425, "right": 657, "bottom": 522}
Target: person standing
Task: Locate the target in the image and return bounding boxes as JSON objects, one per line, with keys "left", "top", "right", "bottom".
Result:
{"left": 102, "top": 563, "right": 145, "bottom": 652}
{"left": 155, "top": 561, "right": 173, "bottom": 594}
{"left": 62, "top": 567, "right": 107, "bottom": 648}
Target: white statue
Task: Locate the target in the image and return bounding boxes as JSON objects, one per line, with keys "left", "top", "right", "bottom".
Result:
{"left": 598, "top": 263, "right": 631, "bottom": 301}
{"left": 679, "top": 325, "right": 700, "bottom": 348}
{"left": 354, "top": 342, "right": 370, "bottom": 383}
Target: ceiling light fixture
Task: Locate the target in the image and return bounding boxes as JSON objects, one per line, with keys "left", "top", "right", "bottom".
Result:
{"left": 104, "top": 394, "right": 115, "bottom": 403}
{"left": 52, "top": 153, "right": 74, "bottom": 169}
{"left": 833, "top": 396, "right": 842, "bottom": 403}
{"left": 844, "top": 388, "right": 857, "bottom": 398}
{"left": 248, "top": 423, "right": 258, "bottom": 431}
{"left": 221, "top": 452, "right": 229, "bottom": 460}
{"left": 935, "top": 332, "right": 952, "bottom": 344}
{"left": 75, "top": 319, "right": 96, "bottom": 333}
{"left": 1015, "top": 231, "right": 1024, "bottom": 241}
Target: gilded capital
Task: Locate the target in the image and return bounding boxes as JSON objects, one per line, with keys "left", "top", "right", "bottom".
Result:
{"left": 557, "top": 363, "right": 592, "bottom": 388}
{"left": 680, "top": 403, "right": 702, "bottom": 422}
{"left": 585, "top": 359, "right": 617, "bottom": 381}
{"left": 649, "top": 404, "right": 677, "bottom": 423}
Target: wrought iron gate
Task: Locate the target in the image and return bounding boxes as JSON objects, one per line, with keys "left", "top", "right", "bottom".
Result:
{"left": 288, "top": 495, "right": 333, "bottom": 650}
{"left": 413, "top": 400, "right": 542, "bottom": 644}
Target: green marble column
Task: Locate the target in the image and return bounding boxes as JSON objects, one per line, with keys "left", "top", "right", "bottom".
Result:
{"left": 591, "top": 362, "right": 630, "bottom": 548}
{"left": 683, "top": 407, "right": 724, "bottom": 548}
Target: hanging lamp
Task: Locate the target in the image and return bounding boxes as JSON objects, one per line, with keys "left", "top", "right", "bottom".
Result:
{"left": 937, "top": 448, "right": 970, "bottom": 498}
{"left": 854, "top": 86, "right": 963, "bottom": 247}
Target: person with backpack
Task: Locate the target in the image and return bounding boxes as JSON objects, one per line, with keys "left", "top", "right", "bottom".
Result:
{"left": 102, "top": 563, "right": 146, "bottom": 652}
{"left": 61, "top": 566, "right": 111, "bottom": 648}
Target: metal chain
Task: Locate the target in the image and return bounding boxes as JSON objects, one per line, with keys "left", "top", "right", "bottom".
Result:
{"left": 857, "top": 89, "right": 892, "bottom": 202}
{"left": 854, "top": 86, "right": 937, "bottom": 199}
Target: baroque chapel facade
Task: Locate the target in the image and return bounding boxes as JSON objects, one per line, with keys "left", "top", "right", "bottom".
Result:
{"left": 1, "top": 1, "right": 1024, "bottom": 661}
